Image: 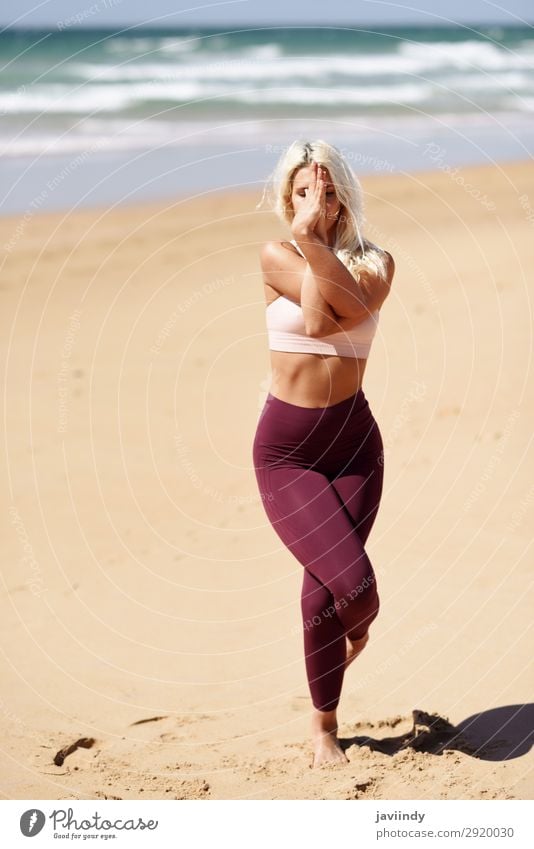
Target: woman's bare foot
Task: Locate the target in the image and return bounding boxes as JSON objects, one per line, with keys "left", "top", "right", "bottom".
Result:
{"left": 345, "top": 630, "right": 369, "bottom": 671}
{"left": 310, "top": 708, "right": 348, "bottom": 768}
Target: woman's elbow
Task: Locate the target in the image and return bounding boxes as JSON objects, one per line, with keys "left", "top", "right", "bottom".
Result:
{"left": 305, "top": 317, "right": 339, "bottom": 337}
{"left": 305, "top": 323, "right": 326, "bottom": 338}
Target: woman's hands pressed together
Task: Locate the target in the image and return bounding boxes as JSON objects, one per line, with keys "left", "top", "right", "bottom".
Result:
{"left": 291, "top": 161, "right": 329, "bottom": 244}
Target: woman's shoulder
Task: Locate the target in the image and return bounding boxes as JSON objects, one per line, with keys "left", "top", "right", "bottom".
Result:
{"left": 364, "top": 240, "right": 394, "bottom": 274}
{"left": 347, "top": 239, "right": 395, "bottom": 284}
{"left": 261, "top": 239, "right": 300, "bottom": 252}
{"left": 357, "top": 238, "right": 393, "bottom": 265}
{"left": 259, "top": 239, "right": 301, "bottom": 265}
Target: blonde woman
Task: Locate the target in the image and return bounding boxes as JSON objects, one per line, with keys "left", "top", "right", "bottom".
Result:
{"left": 253, "top": 140, "right": 395, "bottom": 768}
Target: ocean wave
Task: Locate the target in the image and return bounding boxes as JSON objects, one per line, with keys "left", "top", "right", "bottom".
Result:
{"left": 64, "top": 42, "right": 534, "bottom": 88}
{"left": 0, "top": 80, "right": 435, "bottom": 114}
{"left": 437, "top": 71, "right": 532, "bottom": 90}
{"left": 1, "top": 31, "right": 532, "bottom": 124}
{"left": 103, "top": 34, "right": 283, "bottom": 60}
{"left": 399, "top": 39, "right": 534, "bottom": 71}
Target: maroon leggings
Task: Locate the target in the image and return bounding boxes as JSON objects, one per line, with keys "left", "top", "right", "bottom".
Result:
{"left": 252, "top": 387, "right": 383, "bottom": 712}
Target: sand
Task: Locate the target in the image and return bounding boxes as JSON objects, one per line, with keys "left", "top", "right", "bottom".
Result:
{"left": 1, "top": 160, "right": 533, "bottom": 800}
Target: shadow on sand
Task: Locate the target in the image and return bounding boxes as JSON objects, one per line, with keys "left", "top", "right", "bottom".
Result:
{"left": 341, "top": 705, "right": 534, "bottom": 761}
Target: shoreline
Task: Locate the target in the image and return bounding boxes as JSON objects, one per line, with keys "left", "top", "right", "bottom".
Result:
{"left": 0, "top": 155, "right": 531, "bottom": 228}
{"left": 1, "top": 117, "right": 533, "bottom": 218}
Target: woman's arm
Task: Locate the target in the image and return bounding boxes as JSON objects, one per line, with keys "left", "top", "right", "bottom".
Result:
{"left": 293, "top": 227, "right": 394, "bottom": 320}
{"left": 260, "top": 240, "right": 342, "bottom": 337}
{"left": 300, "top": 261, "right": 343, "bottom": 337}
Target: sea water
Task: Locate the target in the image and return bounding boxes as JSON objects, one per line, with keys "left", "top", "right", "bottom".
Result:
{"left": 0, "top": 24, "right": 533, "bottom": 214}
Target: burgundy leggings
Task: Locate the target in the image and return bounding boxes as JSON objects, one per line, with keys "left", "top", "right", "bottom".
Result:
{"left": 252, "top": 387, "right": 383, "bottom": 712}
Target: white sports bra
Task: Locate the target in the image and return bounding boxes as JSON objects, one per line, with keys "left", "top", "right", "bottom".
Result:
{"left": 266, "top": 239, "right": 379, "bottom": 359}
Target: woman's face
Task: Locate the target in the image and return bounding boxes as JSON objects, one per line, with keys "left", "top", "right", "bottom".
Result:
{"left": 290, "top": 164, "right": 342, "bottom": 232}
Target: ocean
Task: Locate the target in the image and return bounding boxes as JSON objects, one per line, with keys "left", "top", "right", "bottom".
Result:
{"left": 0, "top": 24, "right": 533, "bottom": 214}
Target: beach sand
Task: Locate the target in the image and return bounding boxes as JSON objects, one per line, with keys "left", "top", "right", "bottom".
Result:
{"left": 1, "top": 160, "right": 533, "bottom": 800}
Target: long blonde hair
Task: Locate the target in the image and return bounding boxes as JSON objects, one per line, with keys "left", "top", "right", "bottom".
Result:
{"left": 256, "top": 138, "right": 388, "bottom": 282}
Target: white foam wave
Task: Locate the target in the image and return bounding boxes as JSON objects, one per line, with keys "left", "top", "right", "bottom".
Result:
{"left": 67, "top": 41, "right": 534, "bottom": 88}
{"left": 67, "top": 55, "right": 421, "bottom": 82}
{"left": 0, "top": 82, "right": 212, "bottom": 113}
{"left": 440, "top": 71, "right": 532, "bottom": 91}
{"left": 399, "top": 39, "right": 534, "bottom": 71}
{"left": 0, "top": 80, "right": 433, "bottom": 114}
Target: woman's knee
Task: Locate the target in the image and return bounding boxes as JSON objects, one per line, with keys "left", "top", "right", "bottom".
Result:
{"left": 332, "top": 562, "right": 377, "bottom": 606}
{"left": 301, "top": 589, "right": 330, "bottom": 625}
{"left": 333, "top": 573, "right": 379, "bottom": 635}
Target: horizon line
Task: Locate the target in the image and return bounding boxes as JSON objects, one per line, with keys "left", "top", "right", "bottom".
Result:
{"left": 1, "top": 20, "right": 533, "bottom": 32}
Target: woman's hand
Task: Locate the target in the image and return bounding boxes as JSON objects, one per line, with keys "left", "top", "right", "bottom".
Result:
{"left": 291, "top": 161, "right": 328, "bottom": 242}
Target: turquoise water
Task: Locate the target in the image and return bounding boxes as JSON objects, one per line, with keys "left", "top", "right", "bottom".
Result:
{"left": 0, "top": 25, "right": 533, "bottom": 213}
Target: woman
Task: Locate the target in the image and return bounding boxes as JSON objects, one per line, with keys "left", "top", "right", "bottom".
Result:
{"left": 252, "top": 139, "right": 395, "bottom": 769}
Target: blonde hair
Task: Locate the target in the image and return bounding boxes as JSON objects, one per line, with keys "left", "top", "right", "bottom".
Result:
{"left": 256, "top": 138, "right": 388, "bottom": 282}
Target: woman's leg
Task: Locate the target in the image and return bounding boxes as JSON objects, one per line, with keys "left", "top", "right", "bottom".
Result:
{"left": 300, "top": 464, "right": 383, "bottom": 711}
{"left": 300, "top": 568, "right": 345, "bottom": 712}
{"left": 257, "top": 464, "right": 380, "bottom": 711}
{"left": 330, "top": 464, "right": 383, "bottom": 548}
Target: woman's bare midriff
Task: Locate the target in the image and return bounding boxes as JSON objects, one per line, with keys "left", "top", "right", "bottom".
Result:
{"left": 268, "top": 349, "right": 367, "bottom": 408}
